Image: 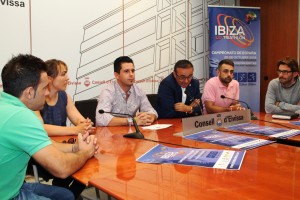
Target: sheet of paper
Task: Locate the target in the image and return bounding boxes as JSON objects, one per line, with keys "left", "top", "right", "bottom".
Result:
{"left": 142, "top": 124, "right": 172, "bottom": 130}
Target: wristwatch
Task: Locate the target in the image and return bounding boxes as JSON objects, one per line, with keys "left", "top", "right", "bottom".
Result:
{"left": 127, "top": 117, "right": 133, "bottom": 125}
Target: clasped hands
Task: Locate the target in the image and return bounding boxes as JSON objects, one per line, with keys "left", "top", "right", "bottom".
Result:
{"left": 175, "top": 99, "right": 200, "bottom": 112}
{"left": 135, "top": 112, "right": 155, "bottom": 126}
{"left": 228, "top": 103, "right": 245, "bottom": 111}
{"left": 72, "top": 132, "right": 99, "bottom": 158}
{"left": 76, "top": 117, "right": 96, "bottom": 134}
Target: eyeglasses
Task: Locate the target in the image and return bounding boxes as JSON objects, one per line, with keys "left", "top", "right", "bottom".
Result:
{"left": 277, "top": 70, "right": 293, "bottom": 75}
{"left": 62, "top": 138, "right": 76, "bottom": 144}
{"left": 175, "top": 72, "right": 193, "bottom": 81}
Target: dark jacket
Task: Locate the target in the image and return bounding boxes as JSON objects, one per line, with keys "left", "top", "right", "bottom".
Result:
{"left": 157, "top": 73, "right": 202, "bottom": 118}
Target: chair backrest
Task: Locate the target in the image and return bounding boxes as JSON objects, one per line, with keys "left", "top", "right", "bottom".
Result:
{"left": 146, "top": 94, "right": 158, "bottom": 110}
{"left": 75, "top": 99, "right": 98, "bottom": 125}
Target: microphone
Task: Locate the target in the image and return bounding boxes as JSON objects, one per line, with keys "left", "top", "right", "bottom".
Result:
{"left": 98, "top": 110, "right": 144, "bottom": 139}
{"left": 184, "top": 91, "right": 203, "bottom": 115}
{"left": 220, "top": 95, "right": 258, "bottom": 120}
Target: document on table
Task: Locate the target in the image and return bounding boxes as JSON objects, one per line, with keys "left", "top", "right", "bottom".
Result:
{"left": 142, "top": 124, "right": 172, "bottom": 130}
{"left": 137, "top": 144, "right": 246, "bottom": 170}
{"left": 184, "top": 129, "right": 274, "bottom": 150}
{"left": 290, "top": 121, "right": 300, "bottom": 126}
{"left": 226, "top": 123, "right": 300, "bottom": 139}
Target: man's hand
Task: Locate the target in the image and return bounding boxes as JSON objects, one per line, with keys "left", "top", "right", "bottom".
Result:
{"left": 228, "top": 104, "right": 245, "bottom": 111}
{"left": 175, "top": 102, "right": 191, "bottom": 112}
{"left": 190, "top": 99, "right": 200, "bottom": 108}
{"left": 135, "top": 112, "right": 154, "bottom": 126}
{"left": 75, "top": 118, "right": 96, "bottom": 134}
{"left": 77, "top": 133, "right": 99, "bottom": 158}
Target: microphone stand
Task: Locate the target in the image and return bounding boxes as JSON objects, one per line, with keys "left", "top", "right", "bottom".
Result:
{"left": 123, "top": 117, "right": 144, "bottom": 139}
{"left": 99, "top": 110, "right": 144, "bottom": 139}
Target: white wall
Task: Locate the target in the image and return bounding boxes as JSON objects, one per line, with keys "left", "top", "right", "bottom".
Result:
{"left": 0, "top": 0, "right": 233, "bottom": 100}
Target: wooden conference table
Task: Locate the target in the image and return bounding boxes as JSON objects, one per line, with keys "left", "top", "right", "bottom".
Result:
{"left": 53, "top": 113, "right": 300, "bottom": 200}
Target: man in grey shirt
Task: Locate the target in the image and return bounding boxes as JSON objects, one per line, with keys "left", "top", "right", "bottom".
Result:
{"left": 265, "top": 57, "right": 300, "bottom": 115}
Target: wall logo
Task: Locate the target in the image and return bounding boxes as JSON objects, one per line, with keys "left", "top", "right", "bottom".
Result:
{"left": 0, "top": 0, "right": 25, "bottom": 7}
{"left": 215, "top": 14, "right": 254, "bottom": 48}
{"left": 84, "top": 77, "right": 90, "bottom": 87}
{"left": 245, "top": 11, "right": 257, "bottom": 24}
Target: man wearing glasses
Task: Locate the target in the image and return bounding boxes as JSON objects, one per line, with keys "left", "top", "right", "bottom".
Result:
{"left": 265, "top": 57, "right": 300, "bottom": 115}
{"left": 157, "top": 59, "right": 202, "bottom": 118}
{"left": 202, "top": 59, "right": 241, "bottom": 114}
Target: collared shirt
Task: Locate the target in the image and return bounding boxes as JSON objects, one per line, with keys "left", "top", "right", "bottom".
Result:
{"left": 181, "top": 87, "right": 187, "bottom": 103}
{"left": 96, "top": 81, "right": 158, "bottom": 126}
{"left": 202, "top": 76, "right": 240, "bottom": 114}
{"left": 0, "top": 92, "right": 51, "bottom": 199}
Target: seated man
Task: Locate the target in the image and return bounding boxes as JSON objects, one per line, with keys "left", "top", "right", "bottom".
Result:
{"left": 96, "top": 56, "right": 157, "bottom": 126}
{"left": 202, "top": 59, "right": 241, "bottom": 114}
{"left": 0, "top": 54, "right": 98, "bottom": 200}
{"left": 265, "top": 57, "right": 300, "bottom": 115}
{"left": 157, "top": 59, "right": 202, "bottom": 118}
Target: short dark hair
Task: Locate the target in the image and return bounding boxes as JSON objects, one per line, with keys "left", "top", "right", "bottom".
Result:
{"left": 174, "top": 60, "right": 193, "bottom": 72}
{"left": 1, "top": 54, "right": 46, "bottom": 98}
{"left": 114, "top": 56, "right": 134, "bottom": 74}
{"left": 45, "top": 59, "right": 68, "bottom": 78}
{"left": 217, "top": 59, "right": 234, "bottom": 70}
{"left": 277, "top": 57, "right": 299, "bottom": 72}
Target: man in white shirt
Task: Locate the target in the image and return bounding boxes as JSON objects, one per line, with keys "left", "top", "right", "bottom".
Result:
{"left": 96, "top": 56, "right": 157, "bottom": 126}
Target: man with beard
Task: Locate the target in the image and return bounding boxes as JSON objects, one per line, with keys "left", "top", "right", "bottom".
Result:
{"left": 265, "top": 57, "right": 300, "bottom": 115}
{"left": 202, "top": 59, "right": 241, "bottom": 114}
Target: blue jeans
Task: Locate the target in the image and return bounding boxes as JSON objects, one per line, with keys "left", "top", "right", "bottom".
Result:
{"left": 13, "top": 182, "right": 74, "bottom": 200}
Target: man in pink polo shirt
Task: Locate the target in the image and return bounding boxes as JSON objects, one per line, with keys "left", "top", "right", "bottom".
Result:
{"left": 202, "top": 59, "right": 241, "bottom": 114}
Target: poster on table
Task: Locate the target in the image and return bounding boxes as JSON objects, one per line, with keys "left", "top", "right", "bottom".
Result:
{"left": 227, "top": 123, "right": 300, "bottom": 139}
{"left": 208, "top": 6, "right": 260, "bottom": 112}
{"left": 137, "top": 144, "right": 246, "bottom": 170}
{"left": 184, "top": 129, "right": 274, "bottom": 150}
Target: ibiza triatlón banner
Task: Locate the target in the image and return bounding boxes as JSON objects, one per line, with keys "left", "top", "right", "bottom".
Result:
{"left": 208, "top": 6, "right": 260, "bottom": 112}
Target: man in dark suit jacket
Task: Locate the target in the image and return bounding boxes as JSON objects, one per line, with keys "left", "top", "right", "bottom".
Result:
{"left": 157, "top": 60, "right": 202, "bottom": 118}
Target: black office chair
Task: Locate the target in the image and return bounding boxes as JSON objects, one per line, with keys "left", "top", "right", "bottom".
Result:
{"left": 75, "top": 99, "right": 98, "bottom": 125}
{"left": 146, "top": 94, "right": 158, "bottom": 110}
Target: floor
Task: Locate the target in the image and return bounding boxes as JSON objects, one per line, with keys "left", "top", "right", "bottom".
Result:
{"left": 25, "top": 175, "right": 115, "bottom": 200}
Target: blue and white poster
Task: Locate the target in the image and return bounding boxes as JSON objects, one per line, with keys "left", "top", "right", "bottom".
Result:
{"left": 137, "top": 144, "right": 246, "bottom": 170}
{"left": 208, "top": 6, "right": 260, "bottom": 111}
{"left": 227, "top": 123, "right": 300, "bottom": 139}
{"left": 184, "top": 129, "right": 273, "bottom": 150}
